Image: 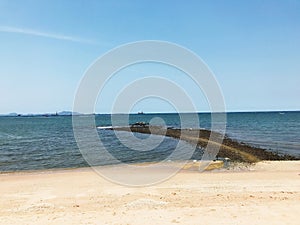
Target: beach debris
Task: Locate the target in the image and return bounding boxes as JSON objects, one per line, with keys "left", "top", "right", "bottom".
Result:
{"left": 224, "top": 157, "right": 231, "bottom": 168}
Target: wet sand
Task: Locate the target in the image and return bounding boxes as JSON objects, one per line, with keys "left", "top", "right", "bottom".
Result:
{"left": 0, "top": 161, "right": 299, "bottom": 225}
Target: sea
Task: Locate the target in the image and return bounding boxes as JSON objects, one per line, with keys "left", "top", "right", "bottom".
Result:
{"left": 0, "top": 111, "right": 299, "bottom": 171}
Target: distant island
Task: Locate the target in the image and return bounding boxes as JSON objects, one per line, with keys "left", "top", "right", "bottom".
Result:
{"left": 0, "top": 111, "right": 82, "bottom": 117}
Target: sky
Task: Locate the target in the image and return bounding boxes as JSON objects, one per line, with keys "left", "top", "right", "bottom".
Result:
{"left": 0, "top": 0, "right": 299, "bottom": 114}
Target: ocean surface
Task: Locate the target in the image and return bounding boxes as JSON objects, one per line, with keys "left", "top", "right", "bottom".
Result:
{"left": 0, "top": 111, "right": 299, "bottom": 171}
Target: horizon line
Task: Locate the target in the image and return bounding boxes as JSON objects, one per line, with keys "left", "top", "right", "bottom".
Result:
{"left": 1, "top": 109, "right": 299, "bottom": 116}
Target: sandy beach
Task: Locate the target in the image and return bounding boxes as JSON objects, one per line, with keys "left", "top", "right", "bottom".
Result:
{"left": 0, "top": 161, "right": 299, "bottom": 225}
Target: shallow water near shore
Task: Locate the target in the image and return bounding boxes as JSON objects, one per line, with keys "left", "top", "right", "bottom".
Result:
{"left": 0, "top": 111, "right": 299, "bottom": 171}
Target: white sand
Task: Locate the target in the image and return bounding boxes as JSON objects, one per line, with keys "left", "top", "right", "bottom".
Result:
{"left": 0, "top": 161, "right": 299, "bottom": 225}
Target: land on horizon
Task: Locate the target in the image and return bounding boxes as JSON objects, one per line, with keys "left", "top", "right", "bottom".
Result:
{"left": 1, "top": 110, "right": 300, "bottom": 117}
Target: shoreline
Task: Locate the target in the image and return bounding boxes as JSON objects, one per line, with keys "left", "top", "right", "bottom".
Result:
{"left": 0, "top": 159, "right": 298, "bottom": 176}
{"left": 0, "top": 159, "right": 226, "bottom": 176}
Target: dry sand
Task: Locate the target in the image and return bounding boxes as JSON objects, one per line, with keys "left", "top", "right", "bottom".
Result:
{"left": 0, "top": 161, "right": 299, "bottom": 225}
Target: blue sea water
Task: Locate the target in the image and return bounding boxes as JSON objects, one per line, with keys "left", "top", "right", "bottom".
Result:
{"left": 0, "top": 111, "right": 299, "bottom": 171}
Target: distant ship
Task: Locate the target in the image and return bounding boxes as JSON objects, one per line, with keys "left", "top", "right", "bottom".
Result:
{"left": 137, "top": 111, "right": 144, "bottom": 115}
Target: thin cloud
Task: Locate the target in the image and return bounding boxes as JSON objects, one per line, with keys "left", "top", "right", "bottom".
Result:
{"left": 0, "top": 25, "right": 99, "bottom": 45}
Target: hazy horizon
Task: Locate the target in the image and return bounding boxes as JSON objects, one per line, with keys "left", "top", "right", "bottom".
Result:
{"left": 1, "top": 109, "right": 300, "bottom": 116}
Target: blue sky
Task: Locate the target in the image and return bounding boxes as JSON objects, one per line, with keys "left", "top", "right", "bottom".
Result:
{"left": 0, "top": 0, "right": 299, "bottom": 113}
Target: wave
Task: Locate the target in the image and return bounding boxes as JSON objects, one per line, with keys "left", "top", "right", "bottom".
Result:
{"left": 96, "top": 126, "right": 127, "bottom": 130}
